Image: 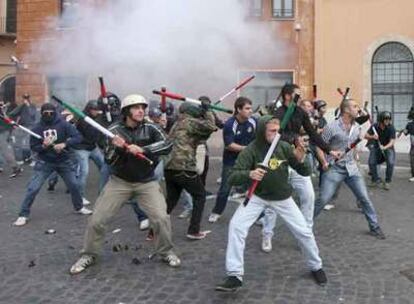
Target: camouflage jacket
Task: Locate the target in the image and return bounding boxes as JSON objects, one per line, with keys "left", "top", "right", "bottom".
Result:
{"left": 165, "top": 110, "right": 217, "bottom": 172}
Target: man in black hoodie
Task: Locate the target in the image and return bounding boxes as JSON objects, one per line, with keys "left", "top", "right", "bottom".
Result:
{"left": 13, "top": 103, "right": 92, "bottom": 227}
{"left": 72, "top": 100, "right": 105, "bottom": 205}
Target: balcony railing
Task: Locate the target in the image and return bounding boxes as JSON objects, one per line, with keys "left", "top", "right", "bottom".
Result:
{"left": 272, "top": 9, "right": 294, "bottom": 18}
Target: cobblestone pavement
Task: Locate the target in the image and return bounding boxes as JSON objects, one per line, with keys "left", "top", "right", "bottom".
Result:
{"left": 0, "top": 153, "right": 414, "bottom": 304}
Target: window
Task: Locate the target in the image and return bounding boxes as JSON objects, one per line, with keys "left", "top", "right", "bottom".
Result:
{"left": 0, "top": 75, "right": 15, "bottom": 103}
{"left": 0, "top": 0, "right": 16, "bottom": 34}
{"left": 248, "top": 0, "right": 263, "bottom": 17}
{"left": 59, "top": 0, "right": 80, "bottom": 28}
{"left": 48, "top": 76, "right": 87, "bottom": 108}
{"left": 238, "top": 71, "right": 294, "bottom": 109}
{"left": 272, "top": 0, "right": 294, "bottom": 19}
{"left": 372, "top": 42, "right": 414, "bottom": 129}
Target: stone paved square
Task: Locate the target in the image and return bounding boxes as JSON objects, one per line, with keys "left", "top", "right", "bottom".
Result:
{"left": 1, "top": 154, "right": 414, "bottom": 304}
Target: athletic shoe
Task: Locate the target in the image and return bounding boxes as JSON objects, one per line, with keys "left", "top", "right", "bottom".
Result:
{"left": 368, "top": 180, "right": 381, "bottom": 188}
{"left": 208, "top": 213, "right": 221, "bottom": 223}
{"left": 323, "top": 204, "right": 335, "bottom": 211}
{"left": 163, "top": 253, "right": 181, "bottom": 267}
{"left": 82, "top": 198, "right": 91, "bottom": 206}
{"left": 231, "top": 192, "right": 246, "bottom": 199}
{"left": 409, "top": 177, "right": 414, "bottom": 182}
{"left": 369, "top": 227, "right": 386, "bottom": 240}
{"left": 178, "top": 209, "right": 192, "bottom": 219}
{"left": 70, "top": 255, "right": 95, "bottom": 274}
{"left": 215, "top": 276, "right": 242, "bottom": 292}
{"left": 186, "top": 231, "right": 210, "bottom": 240}
{"left": 76, "top": 207, "right": 93, "bottom": 215}
{"left": 0, "top": 167, "right": 3, "bottom": 173}
{"left": 261, "top": 237, "right": 272, "bottom": 253}
{"left": 216, "top": 177, "right": 222, "bottom": 185}
{"left": 13, "top": 216, "right": 28, "bottom": 226}
{"left": 47, "top": 184, "right": 55, "bottom": 191}
{"left": 311, "top": 269, "right": 328, "bottom": 286}
{"left": 139, "top": 219, "right": 150, "bottom": 231}
{"left": 9, "top": 167, "right": 23, "bottom": 178}
{"left": 383, "top": 182, "right": 390, "bottom": 190}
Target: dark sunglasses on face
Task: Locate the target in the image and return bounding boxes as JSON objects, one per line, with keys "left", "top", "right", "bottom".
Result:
{"left": 42, "top": 111, "right": 55, "bottom": 115}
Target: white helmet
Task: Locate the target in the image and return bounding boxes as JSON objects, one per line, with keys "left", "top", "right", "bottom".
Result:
{"left": 121, "top": 94, "right": 148, "bottom": 110}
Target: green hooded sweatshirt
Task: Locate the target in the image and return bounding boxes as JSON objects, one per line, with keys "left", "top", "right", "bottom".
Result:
{"left": 228, "top": 115, "right": 311, "bottom": 201}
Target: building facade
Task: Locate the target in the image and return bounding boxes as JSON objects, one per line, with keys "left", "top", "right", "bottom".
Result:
{"left": 0, "top": 0, "right": 16, "bottom": 103}
{"left": 15, "top": 0, "right": 414, "bottom": 129}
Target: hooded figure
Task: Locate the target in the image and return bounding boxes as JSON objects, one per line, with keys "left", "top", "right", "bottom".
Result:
{"left": 216, "top": 115, "right": 326, "bottom": 292}
{"left": 228, "top": 115, "right": 310, "bottom": 201}
{"left": 31, "top": 103, "right": 82, "bottom": 163}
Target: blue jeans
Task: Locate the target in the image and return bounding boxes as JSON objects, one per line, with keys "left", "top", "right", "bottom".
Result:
{"left": 19, "top": 159, "right": 83, "bottom": 217}
{"left": 368, "top": 148, "right": 395, "bottom": 183}
{"left": 13, "top": 129, "right": 31, "bottom": 162}
{"left": 74, "top": 148, "right": 105, "bottom": 197}
{"left": 314, "top": 165, "right": 379, "bottom": 231}
{"left": 211, "top": 164, "right": 233, "bottom": 215}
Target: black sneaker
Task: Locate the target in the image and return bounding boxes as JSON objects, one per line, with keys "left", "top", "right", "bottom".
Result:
{"left": 47, "top": 184, "right": 56, "bottom": 191}
{"left": 9, "top": 167, "right": 23, "bottom": 178}
{"left": 215, "top": 276, "right": 242, "bottom": 292}
{"left": 311, "top": 269, "right": 327, "bottom": 286}
{"left": 369, "top": 227, "right": 386, "bottom": 240}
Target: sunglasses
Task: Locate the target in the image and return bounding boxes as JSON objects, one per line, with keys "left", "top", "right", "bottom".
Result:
{"left": 42, "top": 111, "right": 55, "bottom": 115}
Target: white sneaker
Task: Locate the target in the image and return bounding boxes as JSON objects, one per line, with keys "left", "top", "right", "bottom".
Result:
{"left": 208, "top": 213, "right": 221, "bottom": 223}
{"left": 70, "top": 255, "right": 95, "bottom": 274}
{"left": 76, "top": 207, "right": 93, "bottom": 215}
{"left": 261, "top": 237, "right": 272, "bottom": 253}
{"left": 231, "top": 192, "right": 246, "bottom": 199}
{"left": 216, "top": 177, "right": 222, "bottom": 185}
{"left": 13, "top": 216, "right": 28, "bottom": 226}
{"left": 409, "top": 177, "right": 414, "bottom": 182}
{"left": 323, "top": 204, "right": 335, "bottom": 211}
{"left": 178, "top": 209, "right": 192, "bottom": 219}
{"left": 139, "top": 219, "right": 150, "bottom": 231}
{"left": 82, "top": 198, "right": 91, "bottom": 206}
{"left": 163, "top": 253, "right": 181, "bottom": 267}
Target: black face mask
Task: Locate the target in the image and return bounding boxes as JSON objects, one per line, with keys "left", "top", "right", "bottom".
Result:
{"left": 41, "top": 112, "right": 56, "bottom": 124}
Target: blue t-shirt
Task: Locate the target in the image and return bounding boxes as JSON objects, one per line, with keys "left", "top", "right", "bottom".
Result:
{"left": 222, "top": 116, "right": 257, "bottom": 166}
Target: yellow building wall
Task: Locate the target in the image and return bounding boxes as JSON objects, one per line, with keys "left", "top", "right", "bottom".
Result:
{"left": 315, "top": 0, "right": 414, "bottom": 110}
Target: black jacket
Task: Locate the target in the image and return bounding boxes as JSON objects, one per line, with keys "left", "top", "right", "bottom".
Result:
{"left": 105, "top": 120, "right": 172, "bottom": 183}
{"left": 72, "top": 118, "right": 101, "bottom": 151}
{"left": 273, "top": 105, "right": 331, "bottom": 154}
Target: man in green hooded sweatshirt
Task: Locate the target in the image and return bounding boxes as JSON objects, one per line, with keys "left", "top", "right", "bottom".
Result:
{"left": 215, "top": 116, "right": 327, "bottom": 292}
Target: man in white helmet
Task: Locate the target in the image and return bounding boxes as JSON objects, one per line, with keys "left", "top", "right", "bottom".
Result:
{"left": 70, "top": 94, "right": 180, "bottom": 274}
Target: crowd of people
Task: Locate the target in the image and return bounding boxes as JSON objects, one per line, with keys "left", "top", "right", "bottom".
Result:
{"left": 1, "top": 84, "right": 413, "bottom": 292}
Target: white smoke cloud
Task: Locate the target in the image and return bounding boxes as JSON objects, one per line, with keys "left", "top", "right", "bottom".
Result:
{"left": 30, "top": 0, "right": 287, "bottom": 103}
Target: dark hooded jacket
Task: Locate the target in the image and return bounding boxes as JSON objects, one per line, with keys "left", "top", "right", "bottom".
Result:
{"left": 30, "top": 105, "right": 82, "bottom": 163}
{"left": 228, "top": 115, "right": 310, "bottom": 201}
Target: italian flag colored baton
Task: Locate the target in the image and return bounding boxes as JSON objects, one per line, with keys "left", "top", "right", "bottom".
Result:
{"left": 152, "top": 90, "right": 233, "bottom": 114}
{"left": 0, "top": 113, "right": 42, "bottom": 139}
{"left": 243, "top": 93, "right": 300, "bottom": 206}
{"left": 329, "top": 137, "right": 362, "bottom": 167}
{"left": 98, "top": 76, "right": 112, "bottom": 123}
{"left": 214, "top": 75, "right": 255, "bottom": 105}
{"left": 51, "top": 95, "right": 153, "bottom": 165}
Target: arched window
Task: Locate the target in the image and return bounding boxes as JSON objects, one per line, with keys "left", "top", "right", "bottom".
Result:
{"left": 372, "top": 42, "right": 414, "bottom": 129}
{"left": 0, "top": 75, "right": 16, "bottom": 103}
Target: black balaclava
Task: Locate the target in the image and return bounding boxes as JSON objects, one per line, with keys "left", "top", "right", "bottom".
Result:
{"left": 41, "top": 103, "right": 57, "bottom": 124}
